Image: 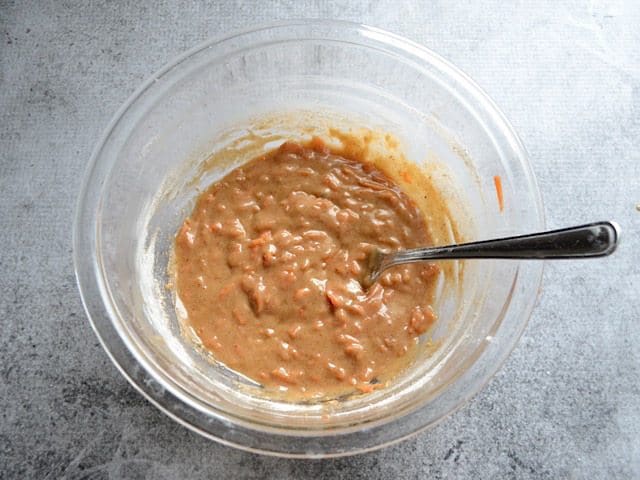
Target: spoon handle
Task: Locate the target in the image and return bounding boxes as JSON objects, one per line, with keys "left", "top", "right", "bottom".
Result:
{"left": 387, "top": 221, "right": 620, "bottom": 265}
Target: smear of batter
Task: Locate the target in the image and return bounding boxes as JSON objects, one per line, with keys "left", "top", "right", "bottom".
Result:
{"left": 173, "top": 140, "right": 440, "bottom": 399}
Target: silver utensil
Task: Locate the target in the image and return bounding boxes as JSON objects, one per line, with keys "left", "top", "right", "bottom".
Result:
{"left": 363, "top": 221, "right": 620, "bottom": 288}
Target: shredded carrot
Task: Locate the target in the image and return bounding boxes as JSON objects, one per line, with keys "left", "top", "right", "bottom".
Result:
{"left": 232, "top": 309, "right": 247, "bottom": 326}
{"left": 400, "top": 170, "right": 412, "bottom": 184}
{"left": 493, "top": 175, "right": 504, "bottom": 212}
{"left": 356, "top": 382, "right": 384, "bottom": 394}
{"left": 218, "top": 283, "right": 234, "bottom": 299}
{"left": 356, "top": 383, "right": 374, "bottom": 393}
{"left": 249, "top": 230, "right": 272, "bottom": 247}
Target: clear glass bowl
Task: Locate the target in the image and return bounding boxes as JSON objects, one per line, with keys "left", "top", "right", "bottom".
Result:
{"left": 73, "top": 20, "right": 544, "bottom": 457}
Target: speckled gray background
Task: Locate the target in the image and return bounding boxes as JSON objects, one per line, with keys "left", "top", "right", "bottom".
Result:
{"left": 1, "top": 1, "right": 639, "bottom": 478}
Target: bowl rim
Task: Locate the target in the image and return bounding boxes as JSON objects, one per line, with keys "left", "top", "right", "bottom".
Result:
{"left": 73, "top": 19, "right": 545, "bottom": 458}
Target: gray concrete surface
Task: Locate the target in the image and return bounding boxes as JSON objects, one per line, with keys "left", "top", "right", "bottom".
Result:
{"left": 1, "top": 1, "right": 639, "bottom": 478}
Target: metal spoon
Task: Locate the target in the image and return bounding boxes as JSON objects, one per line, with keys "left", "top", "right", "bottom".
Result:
{"left": 362, "top": 221, "right": 620, "bottom": 288}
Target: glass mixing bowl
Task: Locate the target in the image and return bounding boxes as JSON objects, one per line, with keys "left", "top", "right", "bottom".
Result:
{"left": 73, "top": 20, "right": 544, "bottom": 457}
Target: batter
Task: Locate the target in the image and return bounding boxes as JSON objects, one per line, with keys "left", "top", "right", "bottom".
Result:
{"left": 173, "top": 140, "right": 440, "bottom": 399}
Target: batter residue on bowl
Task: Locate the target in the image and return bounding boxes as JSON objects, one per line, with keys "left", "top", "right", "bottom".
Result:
{"left": 173, "top": 139, "right": 441, "bottom": 399}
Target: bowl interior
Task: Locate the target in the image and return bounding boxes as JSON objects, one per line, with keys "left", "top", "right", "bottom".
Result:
{"left": 77, "top": 21, "right": 543, "bottom": 456}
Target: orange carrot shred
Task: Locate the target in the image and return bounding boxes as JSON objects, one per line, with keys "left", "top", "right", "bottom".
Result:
{"left": 218, "top": 283, "right": 234, "bottom": 299}
{"left": 493, "top": 175, "right": 504, "bottom": 212}
{"left": 356, "top": 383, "right": 374, "bottom": 393}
